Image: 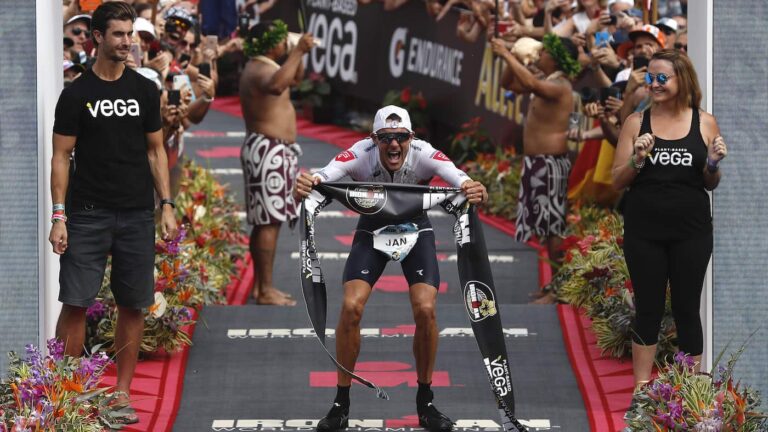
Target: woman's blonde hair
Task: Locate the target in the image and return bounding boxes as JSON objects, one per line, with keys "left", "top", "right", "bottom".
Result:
{"left": 651, "top": 49, "right": 702, "bottom": 109}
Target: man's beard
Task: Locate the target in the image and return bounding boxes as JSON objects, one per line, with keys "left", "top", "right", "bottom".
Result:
{"left": 110, "top": 53, "right": 129, "bottom": 62}
{"left": 108, "top": 45, "right": 130, "bottom": 63}
{"left": 276, "top": 53, "right": 289, "bottom": 64}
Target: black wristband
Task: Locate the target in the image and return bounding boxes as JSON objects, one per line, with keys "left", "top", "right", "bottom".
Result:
{"left": 159, "top": 198, "right": 176, "bottom": 209}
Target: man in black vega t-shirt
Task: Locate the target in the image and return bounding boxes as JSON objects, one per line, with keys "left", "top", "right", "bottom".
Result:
{"left": 48, "top": 2, "right": 177, "bottom": 425}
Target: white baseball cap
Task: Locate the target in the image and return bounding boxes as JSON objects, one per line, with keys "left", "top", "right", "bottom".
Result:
{"left": 372, "top": 105, "right": 413, "bottom": 133}
{"left": 656, "top": 17, "right": 679, "bottom": 33}
{"left": 63, "top": 60, "right": 85, "bottom": 73}
{"left": 66, "top": 14, "right": 92, "bottom": 27}
{"left": 134, "top": 17, "right": 156, "bottom": 39}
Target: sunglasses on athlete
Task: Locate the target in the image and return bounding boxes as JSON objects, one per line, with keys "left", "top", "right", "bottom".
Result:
{"left": 376, "top": 132, "right": 412, "bottom": 144}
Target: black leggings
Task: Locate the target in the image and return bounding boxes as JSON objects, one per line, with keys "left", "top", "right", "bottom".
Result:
{"left": 623, "top": 232, "right": 712, "bottom": 355}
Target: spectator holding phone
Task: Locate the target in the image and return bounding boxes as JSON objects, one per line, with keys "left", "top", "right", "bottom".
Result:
{"left": 163, "top": 6, "right": 194, "bottom": 51}
{"left": 616, "top": 24, "right": 665, "bottom": 121}
{"left": 588, "top": 36, "right": 621, "bottom": 85}
{"left": 611, "top": 50, "right": 727, "bottom": 415}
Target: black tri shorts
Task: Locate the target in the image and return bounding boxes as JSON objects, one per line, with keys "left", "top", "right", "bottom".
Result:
{"left": 59, "top": 204, "right": 155, "bottom": 309}
{"left": 342, "top": 229, "right": 440, "bottom": 289}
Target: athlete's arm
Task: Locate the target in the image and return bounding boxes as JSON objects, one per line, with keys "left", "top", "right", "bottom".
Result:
{"left": 417, "top": 142, "right": 486, "bottom": 203}
{"left": 418, "top": 143, "right": 471, "bottom": 188}
{"left": 294, "top": 140, "right": 370, "bottom": 199}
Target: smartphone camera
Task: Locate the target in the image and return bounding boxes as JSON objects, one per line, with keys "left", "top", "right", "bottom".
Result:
{"left": 580, "top": 87, "right": 601, "bottom": 104}
{"left": 633, "top": 56, "right": 649, "bottom": 70}
{"left": 599, "top": 87, "right": 623, "bottom": 105}
{"left": 238, "top": 13, "right": 250, "bottom": 37}
{"left": 198, "top": 62, "right": 211, "bottom": 78}
{"left": 168, "top": 89, "right": 181, "bottom": 106}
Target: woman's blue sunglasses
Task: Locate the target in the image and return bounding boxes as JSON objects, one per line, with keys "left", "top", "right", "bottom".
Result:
{"left": 645, "top": 72, "right": 675, "bottom": 85}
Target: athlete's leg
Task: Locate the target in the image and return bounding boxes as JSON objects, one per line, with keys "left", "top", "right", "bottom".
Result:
{"left": 401, "top": 231, "right": 441, "bottom": 383}
{"left": 409, "top": 283, "right": 438, "bottom": 383}
{"left": 318, "top": 278, "right": 374, "bottom": 432}
{"left": 336, "top": 279, "right": 374, "bottom": 385}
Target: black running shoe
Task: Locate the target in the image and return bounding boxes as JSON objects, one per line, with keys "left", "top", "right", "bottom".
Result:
{"left": 418, "top": 402, "right": 454, "bottom": 432}
{"left": 316, "top": 402, "right": 349, "bottom": 432}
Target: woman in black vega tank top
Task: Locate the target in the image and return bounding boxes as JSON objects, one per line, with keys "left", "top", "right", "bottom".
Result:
{"left": 610, "top": 50, "right": 729, "bottom": 397}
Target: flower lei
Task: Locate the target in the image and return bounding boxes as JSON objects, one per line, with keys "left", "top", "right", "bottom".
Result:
{"left": 542, "top": 33, "right": 581, "bottom": 79}
{"left": 243, "top": 20, "right": 289, "bottom": 57}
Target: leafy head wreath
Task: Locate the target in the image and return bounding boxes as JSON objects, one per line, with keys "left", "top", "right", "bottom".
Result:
{"left": 542, "top": 33, "right": 581, "bottom": 79}
{"left": 243, "top": 20, "right": 289, "bottom": 58}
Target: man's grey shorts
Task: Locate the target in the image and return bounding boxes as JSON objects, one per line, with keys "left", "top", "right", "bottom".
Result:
{"left": 59, "top": 204, "right": 155, "bottom": 309}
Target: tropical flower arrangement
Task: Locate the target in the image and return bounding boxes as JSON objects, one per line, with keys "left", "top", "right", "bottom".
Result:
{"left": 625, "top": 349, "right": 767, "bottom": 431}
{"left": 86, "top": 160, "right": 246, "bottom": 355}
{"left": 295, "top": 72, "right": 331, "bottom": 110}
{"left": 462, "top": 145, "right": 522, "bottom": 221}
{"left": 448, "top": 117, "right": 496, "bottom": 166}
{"left": 0, "top": 339, "right": 133, "bottom": 431}
{"left": 382, "top": 87, "right": 430, "bottom": 139}
{"left": 552, "top": 202, "right": 677, "bottom": 360}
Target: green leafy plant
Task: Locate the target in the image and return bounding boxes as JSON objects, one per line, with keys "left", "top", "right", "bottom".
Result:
{"left": 462, "top": 146, "right": 522, "bottom": 221}
{"left": 448, "top": 117, "right": 496, "bottom": 166}
{"left": 295, "top": 72, "right": 331, "bottom": 109}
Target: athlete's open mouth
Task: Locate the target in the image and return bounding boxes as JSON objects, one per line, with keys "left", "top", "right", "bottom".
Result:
{"left": 387, "top": 151, "right": 402, "bottom": 164}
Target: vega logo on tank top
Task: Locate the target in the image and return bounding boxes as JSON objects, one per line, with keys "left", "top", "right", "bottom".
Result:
{"left": 648, "top": 147, "right": 693, "bottom": 167}
{"left": 86, "top": 99, "right": 140, "bottom": 118}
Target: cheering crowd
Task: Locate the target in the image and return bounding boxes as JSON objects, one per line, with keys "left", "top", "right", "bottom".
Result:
{"left": 61, "top": 0, "right": 251, "bottom": 188}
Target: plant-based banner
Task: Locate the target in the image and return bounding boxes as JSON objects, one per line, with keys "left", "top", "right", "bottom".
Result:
{"left": 299, "top": 182, "right": 528, "bottom": 432}
{"left": 264, "top": 1, "right": 525, "bottom": 145}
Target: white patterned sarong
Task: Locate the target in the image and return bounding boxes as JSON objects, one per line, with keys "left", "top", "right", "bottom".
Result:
{"left": 515, "top": 154, "right": 571, "bottom": 242}
{"left": 240, "top": 133, "right": 301, "bottom": 225}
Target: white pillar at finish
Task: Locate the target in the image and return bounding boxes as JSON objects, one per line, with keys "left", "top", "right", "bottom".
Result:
{"left": 687, "top": 0, "right": 714, "bottom": 372}
{"left": 37, "top": 0, "right": 64, "bottom": 348}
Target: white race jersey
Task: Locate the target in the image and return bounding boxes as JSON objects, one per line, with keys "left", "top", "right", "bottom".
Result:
{"left": 315, "top": 138, "right": 471, "bottom": 187}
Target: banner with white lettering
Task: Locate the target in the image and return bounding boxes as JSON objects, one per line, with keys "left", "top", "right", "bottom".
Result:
{"left": 299, "top": 183, "right": 528, "bottom": 432}
{"left": 263, "top": 2, "right": 525, "bottom": 146}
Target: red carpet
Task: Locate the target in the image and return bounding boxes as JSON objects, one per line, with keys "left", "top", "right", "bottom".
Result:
{"left": 121, "top": 96, "right": 633, "bottom": 431}
{"left": 98, "top": 302, "right": 197, "bottom": 431}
